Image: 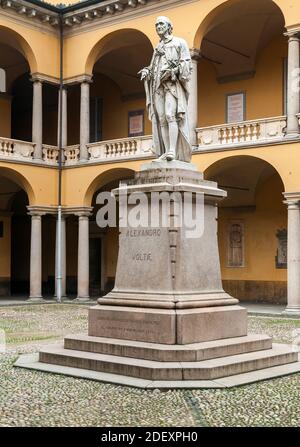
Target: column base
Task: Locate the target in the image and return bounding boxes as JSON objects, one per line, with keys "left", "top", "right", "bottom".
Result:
{"left": 283, "top": 306, "right": 300, "bottom": 316}
{"left": 27, "top": 296, "right": 44, "bottom": 303}
{"left": 74, "top": 296, "right": 91, "bottom": 303}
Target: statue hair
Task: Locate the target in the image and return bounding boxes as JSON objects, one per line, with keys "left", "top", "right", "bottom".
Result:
{"left": 156, "top": 16, "right": 173, "bottom": 34}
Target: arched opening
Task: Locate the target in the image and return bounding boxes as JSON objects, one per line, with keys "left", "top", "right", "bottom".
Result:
{"left": 0, "top": 26, "right": 57, "bottom": 146}
{"left": 68, "top": 30, "right": 153, "bottom": 145}
{"left": 0, "top": 26, "right": 38, "bottom": 142}
{"left": 195, "top": 0, "right": 286, "bottom": 128}
{"left": 0, "top": 174, "right": 30, "bottom": 297}
{"left": 205, "top": 155, "right": 287, "bottom": 303}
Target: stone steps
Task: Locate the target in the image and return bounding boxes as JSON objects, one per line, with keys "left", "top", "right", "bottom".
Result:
{"left": 39, "top": 342, "right": 297, "bottom": 381}
{"left": 64, "top": 333, "right": 272, "bottom": 362}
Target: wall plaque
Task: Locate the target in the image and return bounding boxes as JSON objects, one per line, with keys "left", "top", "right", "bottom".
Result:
{"left": 227, "top": 220, "right": 244, "bottom": 267}
{"left": 226, "top": 92, "right": 246, "bottom": 123}
{"left": 128, "top": 110, "right": 144, "bottom": 137}
{"left": 276, "top": 229, "right": 287, "bottom": 269}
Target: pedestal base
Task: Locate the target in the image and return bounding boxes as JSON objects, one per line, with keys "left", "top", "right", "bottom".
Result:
{"left": 88, "top": 304, "right": 247, "bottom": 344}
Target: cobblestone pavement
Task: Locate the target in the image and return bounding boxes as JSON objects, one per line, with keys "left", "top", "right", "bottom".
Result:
{"left": 0, "top": 304, "right": 300, "bottom": 427}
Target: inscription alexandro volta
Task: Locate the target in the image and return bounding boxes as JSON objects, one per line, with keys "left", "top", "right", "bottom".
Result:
{"left": 126, "top": 229, "right": 161, "bottom": 237}
{"left": 132, "top": 253, "right": 152, "bottom": 261}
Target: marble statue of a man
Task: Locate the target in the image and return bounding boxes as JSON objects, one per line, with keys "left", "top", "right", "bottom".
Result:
{"left": 139, "top": 16, "right": 193, "bottom": 162}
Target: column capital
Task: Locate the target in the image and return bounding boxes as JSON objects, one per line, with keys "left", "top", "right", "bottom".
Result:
{"left": 283, "top": 192, "right": 300, "bottom": 207}
{"left": 284, "top": 30, "right": 300, "bottom": 40}
{"left": 27, "top": 205, "right": 57, "bottom": 216}
{"left": 190, "top": 48, "right": 201, "bottom": 61}
{"left": 30, "top": 73, "right": 60, "bottom": 85}
{"left": 64, "top": 74, "right": 93, "bottom": 86}
{"left": 73, "top": 206, "right": 93, "bottom": 217}
{"left": 284, "top": 200, "right": 300, "bottom": 210}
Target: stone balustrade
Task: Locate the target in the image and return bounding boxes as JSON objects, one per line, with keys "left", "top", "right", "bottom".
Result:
{"left": 42, "top": 145, "right": 60, "bottom": 164}
{"left": 0, "top": 118, "right": 294, "bottom": 166}
{"left": 64, "top": 145, "right": 80, "bottom": 165}
{"left": 196, "top": 116, "right": 287, "bottom": 150}
{"left": 87, "top": 135, "right": 153, "bottom": 161}
{"left": 0, "top": 137, "right": 35, "bottom": 160}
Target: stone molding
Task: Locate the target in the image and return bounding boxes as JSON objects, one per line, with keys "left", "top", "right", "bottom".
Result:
{"left": 30, "top": 73, "right": 60, "bottom": 85}
{"left": 0, "top": 0, "right": 59, "bottom": 31}
{"left": 284, "top": 27, "right": 300, "bottom": 38}
{"left": 72, "top": 207, "right": 94, "bottom": 217}
{"left": 62, "top": 0, "right": 198, "bottom": 35}
{"left": 283, "top": 192, "right": 300, "bottom": 206}
{"left": 63, "top": 74, "right": 93, "bottom": 85}
{"left": 27, "top": 205, "right": 56, "bottom": 215}
{"left": 26, "top": 205, "right": 94, "bottom": 216}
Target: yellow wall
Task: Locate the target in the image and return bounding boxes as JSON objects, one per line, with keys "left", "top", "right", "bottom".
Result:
{"left": 198, "top": 36, "right": 287, "bottom": 127}
{"left": 0, "top": 95, "right": 11, "bottom": 138}
{"left": 0, "top": 216, "right": 11, "bottom": 278}
{"left": 0, "top": 162, "right": 58, "bottom": 206}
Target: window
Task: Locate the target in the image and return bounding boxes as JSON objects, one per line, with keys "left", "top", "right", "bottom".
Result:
{"left": 0, "top": 69, "right": 6, "bottom": 93}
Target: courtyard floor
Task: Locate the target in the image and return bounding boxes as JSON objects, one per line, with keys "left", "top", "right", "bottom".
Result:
{"left": 0, "top": 304, "right": 300, "bottom": 427}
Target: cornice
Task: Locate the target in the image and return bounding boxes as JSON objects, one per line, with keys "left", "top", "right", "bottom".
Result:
{"left": 62, "top": 0, "right": 198, "bottom": 36}
{"left": 0, "top": 0, "right": 59, "bottom": 33}
{"left": 0, "top": 0, "right": 199, "bottom": 35}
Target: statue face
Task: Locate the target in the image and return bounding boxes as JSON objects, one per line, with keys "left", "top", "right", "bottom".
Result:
{"left": 155, "top": 18, "right": 170, "bottom": 37}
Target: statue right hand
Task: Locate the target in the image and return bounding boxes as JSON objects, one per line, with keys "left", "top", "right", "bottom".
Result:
{"left": 138, "top": 68, "right": 150, "bottom": 81}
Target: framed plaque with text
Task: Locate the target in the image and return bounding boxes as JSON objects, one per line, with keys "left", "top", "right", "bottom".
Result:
{"left": 226, "top": 92, "right": 246, "bottom": 123}
{"left": 128, "top": 110, "right": 144, "bottom": 137}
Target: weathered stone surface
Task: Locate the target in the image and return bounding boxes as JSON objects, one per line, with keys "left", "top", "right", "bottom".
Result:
{"left": 88, "top": 305, "right": 247, "bottom": 344}
{"left": 88, "top": 305, "right": 176, "bottom": 344}
{"left": 64, "top": 334, "right": 272, "bottom": 362}
{"left": 38, "top": 343, "right": 298, "bottom": 381}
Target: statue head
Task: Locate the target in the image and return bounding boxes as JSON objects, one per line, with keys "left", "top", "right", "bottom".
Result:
{"left": 155, "top": 16, "right": 173, "bottom": 38}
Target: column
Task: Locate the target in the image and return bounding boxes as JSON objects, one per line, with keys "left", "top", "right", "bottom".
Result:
{"left": 32, "top": 79, "right": 43, "bottom": 159}
{"left": 80, "top": 80, "right": 90, "bottom": 161}
{"left": 76, "top": 211, "right": 91, "bottom": 300}
{"left": 58, "top": 87, "right": 67, "bottom": 148}
{"left": 286, "top": 34, "right": 300, "bottom": 137}
{"left": 284, "top": 198, "right": 300, "bottom": 314}
{"left": 55, "top": 214, "right": 66, "bottom": 298}
{"left": 28, "top": 211, "right": 43, "bottom": 300}
{"left": 189, "top": 49, "right": 200, "bottom": 147}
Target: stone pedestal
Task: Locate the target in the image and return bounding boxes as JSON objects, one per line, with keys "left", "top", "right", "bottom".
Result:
{"left": 27, "top": 161, "right": 299, "bottom": 388}
{"left": 89, "top": 161, "right": 247, "bottom": 344}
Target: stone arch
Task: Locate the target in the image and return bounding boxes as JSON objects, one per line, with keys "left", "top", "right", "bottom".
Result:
{"left": 193, "top": 0, "right": 286, "bottom": 50}
{"left": 85, "top": 28, "right": 153, "bottom": 76}
{"left": 0, "top": 166, "right": 35, "bottom": 205}
{"left": 84, "top": 167, "right": 135, "bottom": 206}
{"left": 0, "top": 25, "right": 37, "bottom": 73}
{"left": 203, "top": 153, "right": 286, "bottom": 191}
